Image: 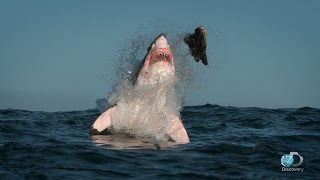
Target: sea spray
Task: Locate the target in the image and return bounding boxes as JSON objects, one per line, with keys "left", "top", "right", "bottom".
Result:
{"left": 106, "top": 24, "right": 194, "bottom": 140}
{"left": 111, "top": 80, "right": 178, "bottom": 141}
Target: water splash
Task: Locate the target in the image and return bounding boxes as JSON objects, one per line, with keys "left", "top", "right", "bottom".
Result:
{"left": 105, "top": 23, "right": 195, "bottom": 140}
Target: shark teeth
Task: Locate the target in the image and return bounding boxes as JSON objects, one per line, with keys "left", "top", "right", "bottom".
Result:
{"left": 156, "top": 53, "right": 170, "bottom": 61}
{"left": 149, "top": 49, "right": 173, "bottom": 65}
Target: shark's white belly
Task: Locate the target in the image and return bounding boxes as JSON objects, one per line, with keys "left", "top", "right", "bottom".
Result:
{"left": 109, "top": 79, "right": 177, "bottom": 141}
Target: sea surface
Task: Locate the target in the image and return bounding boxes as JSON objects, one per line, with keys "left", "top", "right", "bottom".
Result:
{"left": 0, "top": 104, "right": 319, "bottom": 179}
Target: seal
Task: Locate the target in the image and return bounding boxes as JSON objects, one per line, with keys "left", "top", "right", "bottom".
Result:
{"left": 184, "top": 26, "right": 208, "bottom": 65}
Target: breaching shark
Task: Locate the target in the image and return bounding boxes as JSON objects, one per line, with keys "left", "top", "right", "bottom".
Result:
{"left": 90, "top": 34, "right": 190, "bottom": 143}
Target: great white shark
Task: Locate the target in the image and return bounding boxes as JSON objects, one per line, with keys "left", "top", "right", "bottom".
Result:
{"left": 90, "top": 34, "right": 189, "bottom": 143}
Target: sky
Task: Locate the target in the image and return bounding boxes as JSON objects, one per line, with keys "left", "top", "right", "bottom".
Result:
{"left": 0, "top": 0, "right": 319, "bottom": 111}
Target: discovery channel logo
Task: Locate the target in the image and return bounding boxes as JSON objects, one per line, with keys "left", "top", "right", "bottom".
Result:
{"left": 281, "top": 152, "right": 304, "bottom": 172}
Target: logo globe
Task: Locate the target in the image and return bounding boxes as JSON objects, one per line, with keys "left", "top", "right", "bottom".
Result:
{"left": 281, "top": 152, "right": 303, "bottom": 168}
{"left": 281, "top": 154, "right": 294, "bottom": 167}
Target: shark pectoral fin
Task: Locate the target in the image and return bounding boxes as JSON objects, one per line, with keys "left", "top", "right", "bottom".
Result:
{"left": 168, "top": 115, "right": 190, "bottom": 143}
{"left": 90, "top": 106, "right": 117, "bottom": 135}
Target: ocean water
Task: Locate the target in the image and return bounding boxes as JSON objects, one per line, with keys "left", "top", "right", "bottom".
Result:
{"left": 0, "top": 104, "right": 319, "bottom": 179}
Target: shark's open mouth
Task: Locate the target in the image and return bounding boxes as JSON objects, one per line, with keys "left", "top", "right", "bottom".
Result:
{"left": 149, "top": 48, "right": 173, "bottom": 66}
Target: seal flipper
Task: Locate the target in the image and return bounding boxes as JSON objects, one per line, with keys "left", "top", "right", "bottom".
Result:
{"left": 184, "top": 34, "right": 201, "bottom": 63}
{"left": 200, "top": 52, "right": 208, "bottom": 65}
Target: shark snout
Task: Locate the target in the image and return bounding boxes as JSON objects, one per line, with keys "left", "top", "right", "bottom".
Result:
{"left": 148, "top": 34, "right": 170, "bottom": 51}
{"left": 154, "top": 34, "right": 169, "bottom": 48}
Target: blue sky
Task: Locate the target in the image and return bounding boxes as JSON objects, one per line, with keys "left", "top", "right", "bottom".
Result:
{"left": 1, "top": 0, "right": 319, "bottom": 111}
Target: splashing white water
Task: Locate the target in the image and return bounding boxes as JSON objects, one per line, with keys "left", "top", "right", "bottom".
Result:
{"left": 110, "top": 80, "right": 180, "bottom": 140}
{"left": 105, "top": 23, "right": 195, "bottom": 140}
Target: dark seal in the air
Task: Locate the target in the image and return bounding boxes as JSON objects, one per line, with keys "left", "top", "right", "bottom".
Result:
{"left": 183, "top": 26, "right": 208, "bottom": 65}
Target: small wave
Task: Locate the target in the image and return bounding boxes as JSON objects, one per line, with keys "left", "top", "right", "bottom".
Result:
{"left": 0, "top": 105, "right": 319, "bottom": 178}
